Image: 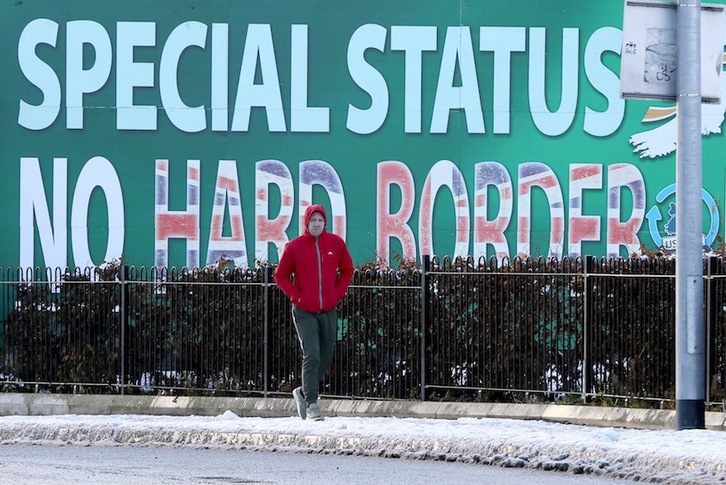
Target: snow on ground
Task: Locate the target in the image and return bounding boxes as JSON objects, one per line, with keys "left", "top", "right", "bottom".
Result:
{"left": 0, "top": 412, "right": 724, "bottom": 484}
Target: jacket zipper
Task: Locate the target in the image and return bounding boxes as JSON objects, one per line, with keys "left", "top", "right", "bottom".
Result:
{"left": 315, "top": 237, "right": 323, "bottom": 312}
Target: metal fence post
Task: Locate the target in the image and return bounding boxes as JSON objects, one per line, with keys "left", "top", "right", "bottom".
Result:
{"left": 420, "top": 255, "right": 430, "bottom": 401}
{"left": 264, "top": 265, "right": 272, "bottom": 397}
{"left": 583, "top": 256, "right": 594, "bottom": 403}
{"left": 706, "top": 256, "right": 717, "bottom": 404}
{"left": 120, "top": 265, "right": 129, "bottom": 395}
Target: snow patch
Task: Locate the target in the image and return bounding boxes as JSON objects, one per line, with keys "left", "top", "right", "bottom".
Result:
{"left": 0, "top": 414, "right": 724, "bottom": 483}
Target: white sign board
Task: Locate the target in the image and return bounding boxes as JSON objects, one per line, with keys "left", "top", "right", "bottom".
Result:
{"left": 620, "top": 0, "right": 725, "bottom": 103}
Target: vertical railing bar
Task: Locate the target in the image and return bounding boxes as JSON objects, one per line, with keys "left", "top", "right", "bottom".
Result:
{"left": 120, "top": 265, "right": 128, "bottom": 395}
{"left": 705, "top": 256, "right": 716, "bottom": 404}
{"left": 420, "top": 255, "right": 429, "bottom": 401}
{"left": 583, "top": 256, "right": 593, "bottom": 403}
{"left": 264, "top": 266, "right": 271, "bottom": 397}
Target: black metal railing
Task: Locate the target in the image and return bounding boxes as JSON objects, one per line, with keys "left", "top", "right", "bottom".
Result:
{"left": 1, "top": 256, "right": 725, "bottom": 407}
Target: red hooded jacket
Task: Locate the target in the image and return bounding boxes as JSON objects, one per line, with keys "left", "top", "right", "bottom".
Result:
{"left": 274, "top": 204, "right": 354, "bottom": 313}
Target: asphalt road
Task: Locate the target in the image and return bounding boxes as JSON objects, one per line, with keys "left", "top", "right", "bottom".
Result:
{"left": 0, "top": 444, "right": 638, "bottom": 484}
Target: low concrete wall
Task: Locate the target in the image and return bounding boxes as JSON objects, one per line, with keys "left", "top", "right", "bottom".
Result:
{"left": 1, "top": 393, "right": 725, "bottom": 431}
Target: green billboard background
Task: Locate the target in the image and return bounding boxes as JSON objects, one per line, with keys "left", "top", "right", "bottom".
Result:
{"left": 1, "top": 0, "right": 725, "bottom": 270}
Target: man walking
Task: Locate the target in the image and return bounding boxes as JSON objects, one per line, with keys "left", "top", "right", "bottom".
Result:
{"left": 274, "top": 204, "right": 354, "bottom": 421}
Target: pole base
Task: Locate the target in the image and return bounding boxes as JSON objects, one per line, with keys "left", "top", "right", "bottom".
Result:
{"left": 676, "top": 399, "right": 705, "bottom": 430}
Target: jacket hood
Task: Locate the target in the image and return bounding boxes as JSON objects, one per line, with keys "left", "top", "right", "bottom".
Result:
{"left": 303, "top": 204, "right": 327, "bottom": 231}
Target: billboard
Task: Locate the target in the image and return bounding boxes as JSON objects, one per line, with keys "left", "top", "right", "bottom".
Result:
{"left": 2, "top": 0, "right": 725, "bottom": 270}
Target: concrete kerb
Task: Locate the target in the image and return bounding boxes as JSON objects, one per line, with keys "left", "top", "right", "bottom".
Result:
{"left": 1, "top": 393, "right": 725, "bottom": 431}
{"left": 0, "top": 393, "right": 30, "bottom": 416}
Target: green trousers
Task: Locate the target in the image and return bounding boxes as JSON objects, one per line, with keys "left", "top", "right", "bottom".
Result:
{"left": 292, "top": 306, "right": 337, "bottom": 405}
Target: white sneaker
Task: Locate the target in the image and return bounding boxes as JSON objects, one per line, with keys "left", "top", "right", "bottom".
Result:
{"left": 292, "top": 387, "right": 306, "bottom": 420}
{"left": 307, "top": 402, "right": 324, "bottom": 421}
